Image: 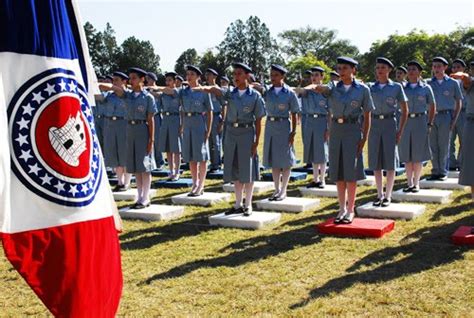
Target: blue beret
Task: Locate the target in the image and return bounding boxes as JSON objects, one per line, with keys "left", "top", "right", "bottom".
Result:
{"left": 106, "top": 75, "right": 114, "bottom": 81}
{"left": 186, "top": 65, "right": 202, "bottom": 76}
{"left": 206, "top": 68, "right": 218, "bottom": 76}
{"left": 432, "top": 56, "right": 448, "bottom": 65}
{"left": 164, "top": 71, "right": 178, "bottom": 78}
{"left": 396, "top": 66, "right": 408, "bottom": 73}
{"left": 146, "top": 72, "right": 157, "bottom": 81}
{"left": 128, "top": 67, "right": 147, "bottom": 77}
{"left": 330, "top": 71, "right": 340, "bottom": 77}
{"left": 337, "top": 56, "right": 358, "bottom": 67}
{"left": 176, "top": 75, "right": 184, "bottom": 82}
{"left": 304, "top": 70, "right": 312, "bottom": 75}
{"left": 97, "top": 76, "right": 106, "bottom": 80}
{"left": 311, "top": 66, "right": 325, "bottom": 73}
{"left": 271, "top": 64, "right": 288, "bottom": 74}
{"left": 113, "top": 71, "right": 129, "bottom": 80}
{"left": 232, "top": 62, "right": 252, "bottom": 73}
{"left": 453, "top": 59, "right": 466, "bottom": 67}
{"left": 407, "top": 61, "right": 423, "bottom": 71}
{"left": 221, "top": 75, "right": 230, "bottom": 82}
{"left": 376, "top": 57, "right": 394, "bottom": 68}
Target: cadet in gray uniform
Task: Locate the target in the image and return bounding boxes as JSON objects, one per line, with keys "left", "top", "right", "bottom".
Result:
{"left": 258, "top": 64, "right": 301, "bottom": 201}
{"left": 103, "top": 71, "right": 131, "bottom": 192}
{"left": 295, "top": 66, "right": 330, "bottom": 189}
{"left": 399, "top": 61, "right": 436, "bottom": 193}
{"left": 146, "top": 71, "right": 164, "bottom": 170}
{"left": 94, "top": 76, "right": 108, "bottom": 150}
{"left": 298, "top": 69, "right": 313, "bottom": 168}
{"left": 156, "top": 72, "right": 182, "bottom": 181}
{"left": 176, "top": 75, "right": 184, "bottom": 88}
{"left": 395, "top": 66, "right": 408, "bottom": 85}
{"left": 368, "top": 57, "right": 408, "bottom": 207}
{"left": 99, "top": 67, "right": 157, "bottom": 209}
{"left": 449, "top": 59, "right": 467, "bottom": 171}
{"left": 311, "top": 57, "right": 374, "bottom": 224}
{"left": 426, "top": 57, "right": 463, "bottom": 180}
{"left": 155, "top": 65, "right": 212, "bottom": 196}
{"left": 196, "top": 62, "right": 266, "bottom": 216}
{"left": 205, "top": 68, "right": 225, "bottom": 172}
{"left": 451, "top": 71, "right": 474, "bottom": 203}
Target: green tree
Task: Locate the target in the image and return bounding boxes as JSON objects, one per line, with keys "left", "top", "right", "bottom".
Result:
{"left": 285, "top": 53, "right": 331, "bottom": 86}
{"left": 83, "top": 22, "right": 119, "bottom": 76}
{"left": 218, "top": 16, "right": 283, "bottom": 78}
{"left": 174, "top": 48, "right": 200, "bottom": 76}
{"left": 198, "top": 50, "right": 228, "bottom": 78}
{"left": 279, "top": 26, "right": 359, "bottom": 64}
{"left": 116, "top": 36, "right": 160, "bottom": 74}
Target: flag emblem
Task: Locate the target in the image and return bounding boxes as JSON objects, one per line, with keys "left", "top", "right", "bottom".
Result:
{"left": 8, "top": 68, "right": 102, "bottom": 207}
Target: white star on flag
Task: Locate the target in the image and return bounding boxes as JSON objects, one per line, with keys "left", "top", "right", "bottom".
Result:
{"left": 58, "top": 79, "right": 67, "bottom": 91}
{"left": 17, "top": 117, "right": 30, "bottom": 130}
{"left": 54, "top": 181, "right": 65, "bottom": 193}
{"left": 68, "top": 185, "right": 79, "bottom": 196}
{"left": 84, "top": 106, "right": 92, "bottom": 118}
{"left": 19, "top": 149, "right": 33, "bottom": 162}
{"left": 40, "top": 173, "right": 53, "bottom": 185}
{"left": 32, "top": 91, "right": 45, "bottom": 104}
{"left": 91, "top": 160, "right": 98, "bottom": 171}
{"left": 22, "top": 103, "right": 34, "bottom": 116}
{"left": 15, "top": 134, "right": 28, "bottom": 146}
{"left": 28, "top": 163, "right": 42, "bottom": 175}
{"left": 44, "top": 83, "right": 56, "bottom": 96}
{"left": 81, "top": 183, "right": 89, "bottom": 194}
{"left": 68, "top": 81, "right": 77, "bottom": 92}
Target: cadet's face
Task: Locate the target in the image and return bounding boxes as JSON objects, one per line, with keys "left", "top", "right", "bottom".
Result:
{"left": 451, "top": 63, "right": 465, "bottom": 73}
{"left": 395, "top": 70, "right": 406, "bottom": 81}
{"left": 165, "top": 76, "right": 176, "bottom": 87}
{"left": 407, "top": 66, "right": 421, "bottom": 81}
{"left": 336, "top": 64, "right": 355, "bottom": 79}
{"left": 233, "top": 68, "right": 247, "bottom": 87}
{"left": 432, "top": 62, "right": 447, "bottom": 76}
{"left": 330, "top": 75, "right": 340, "bottom": 81}
{"left": 375, "top": 63, "right": 391, "bottom": 78}
{"left": 220, "top": 79, "right": 229, "bottom": 86}
{"left": 176, "top": 79, "right": 183, "bottom": 86}
{"left": 112, "top": 76, "right": 123, "bottom": 86}
{"left": 270, "top": 70, "right": 284, "bottom": 85}
{"left": 105, "top": 78, "right": 112, "bottom": 84}
{"left": 205, "top": 73, "right": 216, "bottom": 83}
{"left": 311, "top": 72, "right": 323, "bottom": 84}
{"left": 186, "top": 70, "right": 198, "bottom": 83}
{"left": 129, "top": 73, "right": 143, "bottom": 87}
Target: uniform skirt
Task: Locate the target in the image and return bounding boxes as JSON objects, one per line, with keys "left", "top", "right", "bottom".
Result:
{"left": 223, "top": 125, "right": 260, "bottom": 183}
{"left": 302, "top": 116, "right": 328, "bottom": 164}
{"left": 399, "top": 115, "right": 431, "bottom": 163}
{"left": 182, "top": 115, "right": 209, "bottom": 162}
{"left": 104, "top": 119, "right": 127, "bottom": 168}
{"left": 368, "top": 117, "right": 398, "bottom": 170}
{"left": 459, "top": 118, "right": 474, "bottom": 185}
{"left": 263, "top": 120, "right": 296, "bottom": 169}
{"left": 157, "top": 114, "right": 181, "bottom": 153}
{"left": 126, "top": 123, "right": 154, "bottom": 173}
{"left": 328, "top": 123, "right": 366, "bottom": 182}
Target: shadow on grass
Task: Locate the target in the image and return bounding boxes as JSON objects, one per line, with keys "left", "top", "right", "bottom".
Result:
{"left": 141, "top": 224, "right": 323, "bottom": 285}
{"left": 289, "top": 211, "right": 473, "bottom": 310}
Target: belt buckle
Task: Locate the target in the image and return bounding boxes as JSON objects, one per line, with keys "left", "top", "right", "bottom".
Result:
{"left": 337, "top": 118, "right": 344, "bottom": 124}
{"left": 410, "top": 113, "right": 415, "bottom": 118}
{"left": 380, "top": 115, "right": 385, "bottom": 119}
{"left": 165, "top": 112, "right": 170, "bottom": 116}
{"left": 131, "top": 120, "right": 136, "bottom": 124}
{"left": 187, "top": 113, "right": 192, "bottom": 117}
{"left": 314, "top": 114, "right": 319, "bottom": 118}
{"left": 270, "top": 117, "right": 275, "bottom": 121}
{"left": 233, "top": 123, "right": 238, "bottom": 128}
{"left": 112, "top": 116, "right": 117, "bottom": 120}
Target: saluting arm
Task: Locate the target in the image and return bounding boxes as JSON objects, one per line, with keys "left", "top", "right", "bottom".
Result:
{"left": 98, "top": 83, "right": 125, "bottom": 97}
{"left": 146, "top": 113, "right": 155, "bottom": 155}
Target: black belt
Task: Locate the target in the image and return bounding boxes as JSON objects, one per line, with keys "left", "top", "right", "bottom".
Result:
{"left": 213, "top": 112, "right": 222, "bottom": 115}
{"left": 128, "top": 120, "right": 147, "bottom": 125}
{"left": 304, "top": 113, "right": 327, "bottom": 118}
{"left": 268, "top": 116, "right": 288, "bottom": 122}
{"left": 408, "top": 112, "right": 427, "bottom": 118}
{"left": 437, "top": 109, "right": 452, "bottom": 115}
{"left": 163, "top": 112, "right": 179, "bottom": 116}
{"left": 372, "top": 113, "right": 396, "bottom": 119}
{"left": 106, "top": 116, "right": 125, "bottom": 121}
{"left": 227, "top": 122, "right": 254, "bottom": 128}
{"left": 332, "top": 117, "right": 359, "bottom": 124}
{"left": 184, "top": 112, "right": 202, "bottom": 117}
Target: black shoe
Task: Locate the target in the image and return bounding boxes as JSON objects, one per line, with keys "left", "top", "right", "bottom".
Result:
{"left": 268, "top": 191, "right": 280, "bottom": 201}
{"left": 403, "top": 186, "right": 414, "bottom": 193}
{"left": 317, "top": 182, "right": 326, "bottom": 189}
{"left": 334, "top": 211, "right": 346, "bottom": 224}
{"left": 225, "top": 206, "right": 243, "bottom": 215}
{"left": 412, "top": 185, "right": 420, "bottom": 193}
{"left": 134, "top": 202, "right": 146, "bottom": 209}
{"left": 438, "top": 175, "right": 448, "bottom": 181}
{"left": 112, "top": 184, "right": 122, "bottom": 192}
{"left": 448, "top": 166, "right": 458, "bottom": 171}
{"left": 274, "top": 193, "right": 287, "bottom": 201}
{"left": 373, "top": 197, "right": 383, "bottom": 207}
{"left": 243, "top": 207, "right": 252, "bottom": 217}
{"left": 188, "top": 190, "right": 204, "bottom": 197}
{"left": 209, "top": 169, "right": 219, "bottom": 174}
{"left": 381, "top": 197, "right": 391, "bottom": 207}
{"left": 426, "top": 174, "right": 440, "bottom": 181}
{"left": 341, "top": 212, "right": 355, "bottom": 224}
{"left": 306, "top": 181, "right": 319, "bottom": 188}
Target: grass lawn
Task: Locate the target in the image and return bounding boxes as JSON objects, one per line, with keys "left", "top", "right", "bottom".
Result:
{"left": 1, "top": 121, "right": 473, "bottom": 316}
